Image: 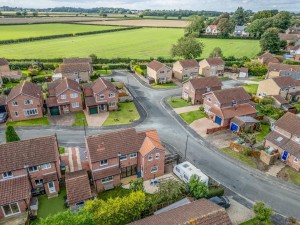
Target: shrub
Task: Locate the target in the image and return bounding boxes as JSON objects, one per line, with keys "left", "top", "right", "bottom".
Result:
{"left": 188, "top": 175, "right": 209, "bottom": 199}
{"left": 242, "top": 147, "right": 252, "bottom": 156}
{"left": 206, "top": 186, "right": 225, "bottom": 198}
{"left": 129, "top": 178, "right": 144, "bottom": 192}
{"left": 6, "top": 126, "right": 20, "bottom": 143}
{"left": 253, "top": 201, "right": 272, "bottom": 223}
{"left": 261, "top": 97, "right": 273, "bottom": 105}
{"left": 32, "top": 76, "right": 46, "bottom": 83}
{"left": 199, "top": 106, "right": 204, "bottom": 112}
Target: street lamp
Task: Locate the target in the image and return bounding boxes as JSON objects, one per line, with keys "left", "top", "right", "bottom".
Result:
{"left": 184, "top": 135, "right": 189, "bottom": 160}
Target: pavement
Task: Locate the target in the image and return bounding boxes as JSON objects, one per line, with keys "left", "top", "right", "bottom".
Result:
{"left": 2, "top": 71, "right": 300, "bottom": 220}
{"left": 266, "top": 161, "right": 286, "bottom": 177}
{"left": 174, "top": 105, "right": 200, "bottom": 114}
{"left": 84, "top": 110, "right": 109, "bottom": 127}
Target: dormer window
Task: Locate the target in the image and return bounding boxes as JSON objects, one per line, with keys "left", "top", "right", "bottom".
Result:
{"left": 3, "top": 171, "right": 13, "bottom": 179}
{"left": 232, "top": 100, "right": 237, "bottom": 106}
{"left": 207, "top": 98, "right": 212, "bottom": 102}
{"left": 295, "top": 137, "right": 300, "bottom": 143}
{"left": 206, "top": 87, "right": 211, "bottom": 92}
{"left": 276, "top": 137, "right": 283, "bottom": 143}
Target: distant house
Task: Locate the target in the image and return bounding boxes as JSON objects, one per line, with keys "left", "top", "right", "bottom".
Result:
{"left": 199, "top": 58, "right": 225, "bottom": 77}
{"left": 147, "top": 61, "right": 172, "bottom": 84}
{"left": 182, "top": 77, "right": 222, "bottom": 105}
{"left": 0, "top": 58, "right": 22, "bottom": 80}
{"left": 233, "top": 25, "right": 249, "bottom": 37}
{"left": 85, "top": 128, "right": 165, "bottom": 192}
{"left": 173, "top": 59, "right": 199, "bottom": 81}
{"left": 289, "top": 45, "right": 300, "bottom": 55}
{"left": 258, "top": 52, "right": 280, "bottom": 65}
{"left": 264, "top": 113, "right": 300, "bottom": 171}
{"left": 46, "top": 78, "right": 83, "bottom": 116}
{"left": 205, "top": 25, "right": 220, "bottom": 35}
{"left": 267, "top": 63, "right": 300, "bottom": 80}
{"left": 286, "top": 26, "right": 300, "bottom": 35}
{"left": 6, "top": 81, "right": 44, "bottom": 121}
{"left": 56, "top": 57, "right": 93, "bottom": 82}
{"left": 128, "top": 199, "right": 232, "bottom": 225}
{"left": 278, "top": 33, "right": 300, "bottom": 44}
{"left": 0, "top": 58, "right": 10, "bottom": 73}
{"left": 239, "top": 67, "right": 249, "bottom": 78}
{"left": 83, "top": 78, "right": 118, "bottom": 115}
{"left": 203, "top": 87, "right": 257, "bottom": 127}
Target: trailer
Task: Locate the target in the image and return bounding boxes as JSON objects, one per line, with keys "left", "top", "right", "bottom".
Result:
{"left": 173, "top": 161, "right": 208, "bottom": 185}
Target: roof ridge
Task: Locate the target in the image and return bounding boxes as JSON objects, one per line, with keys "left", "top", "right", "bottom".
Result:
{"left": 0, "top": 135, "right": 55, "bottom": 147}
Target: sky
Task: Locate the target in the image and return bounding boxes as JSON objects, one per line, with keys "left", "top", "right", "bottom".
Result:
{"left": 0, "top": 0, "right": 299, "bottom": 12}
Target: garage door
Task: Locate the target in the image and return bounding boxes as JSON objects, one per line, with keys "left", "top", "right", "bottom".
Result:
{"left": 230, "top": 122, "right": 239, "bottom": 131}
{"left": 215, "top": 116, "right": 222, "bottom": 125}
{"left": 49, "top": 107, "right": 60, "bottom": 116}
{"left": 89, "top": 107, "right": 98, "bottom": 115}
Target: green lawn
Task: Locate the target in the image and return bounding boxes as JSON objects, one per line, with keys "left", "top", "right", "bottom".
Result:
{"left": 3, "top": 82, "right": 20, "bottom": 88}
{"left": 221, "top": 147, "right": 258, "bottom": 169}
{"left": 96, "top": 70, "right": 112, "bottom": 75}
{"left": 59, "top": 147, "right": 65, "bottom": 154}
{"left": 72, "top": 111, "right": 87, "bottom": 127}
{"left": 239, "top": 218, "right": 273, "bottom": 225}
{"left": 281, "top": 167, "right": 300, "bottom": 186}
{"left": 0, "top": 28, "right": 260, "bottom": 59}
{"left": 98, "top": 186, "right": 132, "bottom": 201}
{"left": 179, "top": 111, "right": 207, "bottom": 124}
{"left": 167, "top": 97, "right": 192, "bottom": 108}
{"left": 103, "top": 102, "right": 140, "bottom": 126}
{"left": 250, "top": 76, "right": 265, "bottom": 82}
{"left": 7, "top": 117, "right": 50, "bottom": 127}
{"left": 256, "top": 124, "right": 270, "bottom": 142}
{"left": 151, "top": 82, "right": 177, "bottom": 89}
{"left": 243, "top": 84, "right": 258, "bottom": 95}
{"left": 0, "top": 23, "right": 124, "bottom": 40}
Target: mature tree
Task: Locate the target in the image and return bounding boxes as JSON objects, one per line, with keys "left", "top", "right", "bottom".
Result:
{"left": 246, "top": 17, "right": 274, "bottom": 37}
{"left": 252, "top": 10, "right": 278, "bottom": 21}
{"left": 188, "top": 175, "right": 209, "bottom": 199}
{"left": 178, "top": 15, "right": 182, "bottom": 20}
{"left": 213, "top": 13, "right": 230, "bottom": 25}
{"left": 205, "top": 18, "right": 214, "bottom": 27}
{"left": 185, "top": 15, "right": 205, "bottom": 36}
{"left": 233, "top": 7, "right": 246, "bottom": 26}
{"left": 253, "top": 202, "right": 272, "bottom": 223}
{"left": 218, "top": 18, "right": 235, "bottom": 37}
{"left": 32, "top": 11, "right": 38, "bottom": 17}
{"left": 171, "top": 36, "right": 204, "bottom": 59}
{"left": 260, "top": 28, "right": 281, "bottom": 53}
{"left": 244, "top": 60, "right": 268, "bottom": 76}
{"left": 6, "top": 126, "right": 20, "bottom": 143}
{"left": 209, "top": 47, "right": 223, "bottom": 58}
{"left": 164, "top": 15, "right": 168, "bottom": 19}
{"left": 16, "top": 11, "right": 22, "bottom": 16}
{"left": 89, "top": 54, "right": 98, "bottom": 63}
{"left": 272, "top": 11, "right": 292, "bottom": 31}
{"left": 139, "top": 14, "right": 143, "bottom": 18}
{"left": 22, "top": 11, "right": 27, "bottom": 16}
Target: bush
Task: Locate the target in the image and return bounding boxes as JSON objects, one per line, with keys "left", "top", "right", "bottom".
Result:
{"left": 242, "top": 147, "right": 252, "bottom": 156}
{"left": 188, "top": 175, "right": 209, "bottom": 199}
{"left": 261, "top": 97, "right": 273, "bottom": 105}
{"left": 129, "top": 178, "right": 144, "bottom": 192}
{"left": 32, "top": 76, "right": 46, "bottom": 83}
{"left": 199, "top": 106, "right": 204, "bottom": 112}
{"left": 6, "top": 126, "right": 20, "bottom": 143}
{"left": 206, "top": 186, "right": 225, "bottom": 198}
{"left": 253, "top": 202, "right": 272, "bottom": 223}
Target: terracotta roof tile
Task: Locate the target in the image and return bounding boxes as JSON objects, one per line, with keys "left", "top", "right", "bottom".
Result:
{"left": 268, "top": 63, "right": 300, "bottom": 73}
{"left": 47, "top": 78, "right": 81, "bottom": 97}
{"left": 66, "top": 170, "right": 92, "bottom": 205}
{"left": 43, "top": 172, "right": 59, "bottom": 183}
{"left": 178, "top": 59, "right": 199, "bottom": 68}
{"left": 58, "top": 63, "right": 92, "bottom": 74}
{"left": 212, "top": 87, "right": 251, "bottom": 104}
{"left": 275, "top": 112, "right": 300, "bottom": 136}
{"left": 0, "top": 58, "right": 9, "bottom": 66}
{"left": 272, "top": 95, "right": 289, "bottom": 105}
{"left": 209, "top": 25, "right": 218, "bottom": 30}
{"left": 128, "top": 199, "right": 232, "bottom": 225}
{"left": 0, "top": 71, "right": 22, "bottom": 78}
{"left": 147, "top": 61, "right": 169, "bottom": 71}
{"left": 279, "top": 33, "right": 300, "bottom": 41}
{"left": 0, "top": 176, "right": 31, "bottom": 205}
{"left": 205, "top": 58, "right": 225, "bottom": 66}
{"left": 6, "top": 81, "right": 42, "bottom": 102}
{"left": 63, "top": 58, "right": 92, "bottom": 64}
{"left": 0, "top": 136, "right": 59, "bottom": 173}
{"left": 187, "top": 77, "right": 222, "bottom": 91}
{"left": 221, "top": 103, "right": 257, "bottom": 119}
{"left": 272, "top": 76, "right": 298, "bottom": 88}
{"left": 93, "top": 166, "right": 120, "bottom": 180}
{"left": 240, "top": 67, "right": 249, "bottom": 73}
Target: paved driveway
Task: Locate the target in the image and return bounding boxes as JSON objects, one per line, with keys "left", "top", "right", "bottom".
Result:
{"left": 174, "top": 105, "right": 200, "bottom": 114}
{"left": 84, "top": 110, "right": 109, "bottom": 127}
{"left": 190, "top": 118, "right": 219, "bottom": 137}
{"left": 49, "top": 113, "right": 75, "bottom": 126}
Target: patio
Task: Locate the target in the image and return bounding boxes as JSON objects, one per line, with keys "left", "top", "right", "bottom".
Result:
{"left": 0, "top": 212, "right": 28, "bottom": 225}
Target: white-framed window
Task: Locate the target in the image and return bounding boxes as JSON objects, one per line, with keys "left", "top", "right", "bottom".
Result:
{"left": 108, "top": 93, "right": 115, "bottom": 98}
{"left": 295, "top": 137, "right": 300, "bottom": 143}
{"left": 207, "top": 98, "right": 212, "bottom": 102}
{"left": 24, "top": 100, "right": 33, "bottom": 105}
{"left": 214, "top": 101, "right": 219, "bottom": 107}
{"left": 160, "top": 71, "right": 165, "bottom": 74}
{"left": 3, "top": 171, "right": 13, "bottom": 179}
{"left": 184, "top": 68, "right": 188, "bottom": 71}
{"left": 155, "top": 153, "right": 160, "bottom": 159}
{"left": 101, "top": 176, "right": 113, "bottom": 183}
{"left": 183, "top": 173, "right": 189, "bottom": 181}
{"left": 72, "top": 102, "right": 79, "bottom": 108}
{"left": 294, "top": 157, "right": 299, "bottom": 163}
{"left": 2, "top": 202, "right": 20, "bottom": 217}
{"left": 35, "top": 179, "right": 43, "bottom": 185}
{"left": 130, "top": 153, "right": 137, "bottom": 158}
{"left": 14, "top": 112, "right": 19, "bottom": 117}
{"left": 119, "top": 154, "right": 127, "bottom": 161}
{"left": 206, "top": 87, "right": 211, "bottom": 92}
{"left": 12, "top": 102, "right": 18, "bottom": 106}
{"left": 151, "top": 166, "right": 158, "bottom": 173}
{"left": 148, "top": 154, "right": 153, "bottom": 161}
{"left": 41, "top": 163, "right": 51, "bottom": 170}
{"left": 100, "top": 94, "right": 105, "bottom": 99}
{"left": 61, "top": 95, "right": 66, "bottom": 100}
{"left": 100, "top": 159, "right": 108, "bottom": 166}
{"left": 24, "top": 108, "right": 38, "bottom": 117}
{"left": 70, "top": 93, "right": 78, "bottom": 98}
{"left": 28, "top": 166, "right": 38, "bottom": 173}
{"left": 109, "top": 102, "right": 116, "bottom": 107}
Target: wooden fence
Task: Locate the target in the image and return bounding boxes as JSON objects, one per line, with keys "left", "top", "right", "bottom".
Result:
{"left": 206, "top": 125, "right": 229, "bottom": 134}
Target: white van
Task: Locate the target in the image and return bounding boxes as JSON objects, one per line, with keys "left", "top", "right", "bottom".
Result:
{"left": 173, "top": 161, "right": 209, "bottom": 186}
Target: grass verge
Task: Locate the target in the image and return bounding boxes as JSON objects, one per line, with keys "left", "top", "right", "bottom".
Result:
{"left": 239, "top": 218, "right": 273, "bottom": 225}
{"left": 167, "top": 97, "right": 192, "bottom": 108}
{"left": 72, "top": 111, "right": 87, "bottom": 127}
{"left": 151, "top": 82, "right": 177, "bottom": 89}
{"left": 280, "top": 167, "right": 300, "bottom": 186}
{"left": 221, "top": 147, "right": 258, "bottom": 169}
{"left": 7, "top": 117, "right": 50, "bottom": 127}
{"left": 59, "top": 147, "right": 65, "bottom": 154}
{"left": 179, "top": 111, "right": 207, "bottom": 124}
{"left": 243, "top": 84, "right": 258, "bottom": 95}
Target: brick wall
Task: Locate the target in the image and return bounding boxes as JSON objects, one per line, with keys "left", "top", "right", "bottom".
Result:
{"left": 95, "top": 175, "right": 121, "bottom": 192}
{"left": 56, "top": 89, "right": 83, "bottom": 113}
{"left": 141, "top": 149, "right": 165, "bottom": 181}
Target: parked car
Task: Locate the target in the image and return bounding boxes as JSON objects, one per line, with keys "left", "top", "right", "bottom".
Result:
{"left": 0, "top": 112, "right": 8, "bottom": 123}
{"left": 208, "top": 196, "right": 230, "bottom": 208}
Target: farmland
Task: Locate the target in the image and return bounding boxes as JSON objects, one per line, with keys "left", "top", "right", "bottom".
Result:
{"left": 0, "top": 24, "right": 125, "bottom": 40}
{"left": 0, "top": 28, "right": 260, "bottom": 59}
{"left": 0, "top": 17, "right": 117, "bottom": 24}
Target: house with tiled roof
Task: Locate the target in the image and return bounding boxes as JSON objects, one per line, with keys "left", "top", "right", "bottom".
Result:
{"left": 279, "top": 33, "right": 299, "bottom": 44}
{"left": 258, "top": 52, "right": 281, "bottom": 65}
{"left": 85, "top": 128, "right": 165, "bottom": 192}
{"left": 46, "top": 78, "right": 83, "bottom": 116}
{"left": 289, "top": 45, "right": 300, "bottom": 55}
{"left": 182, "top": 77, "right": 222, "bottom": 104}
{"left": 264, "top": 113, "right": 300, "bottom": 171}
{"left": 205, "top": 25, "right": 220, "bottom": 35}
{"left": 203, "top": 87, "right": 257, "bottom": 127}
{"left": 147, "top": 60, "right": 172, "bottom": 84}
{"left": 0, "top": 58, "right": 9, "bottom": 73}
{"left": 6, "top": 81, "right": 44, "bottom": 121}
{"left": 267, "top": 63, "right": 300, "bottom": 80}
{"left": 233, "top": 25, "right": 249, "bottom": 37}
{"left": 0, "top": 135, "right": 61, "bottom": 219}
{"left": 173, "top": 59, "right": 199, "bottom": 81}
{"left": 128, "top": 198, "right": 232, "bottom": 225}
{"left": 83, "top": 78, "right": 118, "bottom": 115}
{"left": 0, "top": 58, "right": 22, "bottom": 80}
{"left": 199, "top": 58, "right": 225, "bottom": 77}
{"left": 56, "top": 57, "right": 93, "bottom": 81}
{"left": 65, "top": 170, "right": 93, "bottom": 208}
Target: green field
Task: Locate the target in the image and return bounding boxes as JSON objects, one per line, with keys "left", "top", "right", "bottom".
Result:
{"left": 0, "top": 28, "right": 260, "bottom": 59}
{"left": 0, "top": 23, "right": 123, "bottom": 40}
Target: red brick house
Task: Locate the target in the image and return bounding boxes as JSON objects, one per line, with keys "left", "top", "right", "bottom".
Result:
{"left": 0, "top": 136, "right": 61, "bottom": 219}
{"left": 0, "top": 58, "right": 10, "bottom": 73}
{"left": 264, "top": 113, "right": 300, "bottom": 171}
{"left": 65, "top": 170, "right": 93, "bottom": 208}
{"left": 46, "top": 78, "right": 83, "bottom": 116}
{"left": 203, "top": 87, "right": 257, "bottom": 127}
{"left": 6, "top": 81, "right": 44, "bottom": 121}
{"left": 182, "top": 77, "right": 222, "bottom": 104}
{"left": 85, "top": 128, "right": 165, "bottom": 192}
{"left": 83, "top": 78, "right": 119, "bottom": 115}
{"left": 258, "top": 52, "right": 280, "bottom": 65}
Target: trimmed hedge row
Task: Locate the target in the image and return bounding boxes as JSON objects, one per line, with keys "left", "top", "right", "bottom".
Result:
{"left": 0, "top": 27, "right": 141, "bottom": 45}
{"left": 199, "top": 34, "right": 259, "bottom": 40}
{"left": 93, "top": 64, "right": 129, "bottom": 70}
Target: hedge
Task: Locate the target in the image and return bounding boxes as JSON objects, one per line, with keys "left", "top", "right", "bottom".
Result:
{"left": 199, "top": 34, "right": 259, "bottom": 40}
{"left": 93, "top": 63, "right": 129, "bottom": 70}
{"left": 206, "top": 186, "right": 225, "bottom": 199}
{"left": 5, "top": 126, "right": 20, "bottom": 143}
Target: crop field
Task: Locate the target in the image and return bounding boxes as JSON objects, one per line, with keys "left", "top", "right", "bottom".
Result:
{"left": 78, "top": 19, "right": 189, "bottom": 28}
{"left": 0, "top": 28, "right": 260, "bottom": 59}
{"left": 0, "top": 24, "right": 125, "bottom": 40}
{"left": 0, "top": 17, "right": 117, "bottom": 24}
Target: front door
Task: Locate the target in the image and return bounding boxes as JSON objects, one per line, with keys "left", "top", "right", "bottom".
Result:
{"left": 48, "top": 181, "right": 56, "bottom": 193}
{"left": 215, "top": 116, "right": 222, "bottom": 125}
{"left": 100, "top": 104, "right": 107, "bottom": 111}
{"left": 2, "top": 203, "right": 20, "bottom": 217}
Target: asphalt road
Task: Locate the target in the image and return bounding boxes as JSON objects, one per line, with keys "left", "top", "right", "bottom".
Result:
{"left": 1, "top": 72, "right": 299, "bottom": 219}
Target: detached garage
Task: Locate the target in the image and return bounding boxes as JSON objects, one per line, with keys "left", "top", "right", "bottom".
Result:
{"left": 230, "top": 116, "right": 259, "bottom": 133}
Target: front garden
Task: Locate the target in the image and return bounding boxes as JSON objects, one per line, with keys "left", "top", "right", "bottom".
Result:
{"left": 7, "top": 117, "right": 50, "bottom": 127}
{"left": 151, "top": 82, "right": 177, "bottom": 89}
{"left": 179, "top": 109, "right": 207, "bottom": 124}
{"left": 167, "top": 97, "right": 192, "bottom": 108}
